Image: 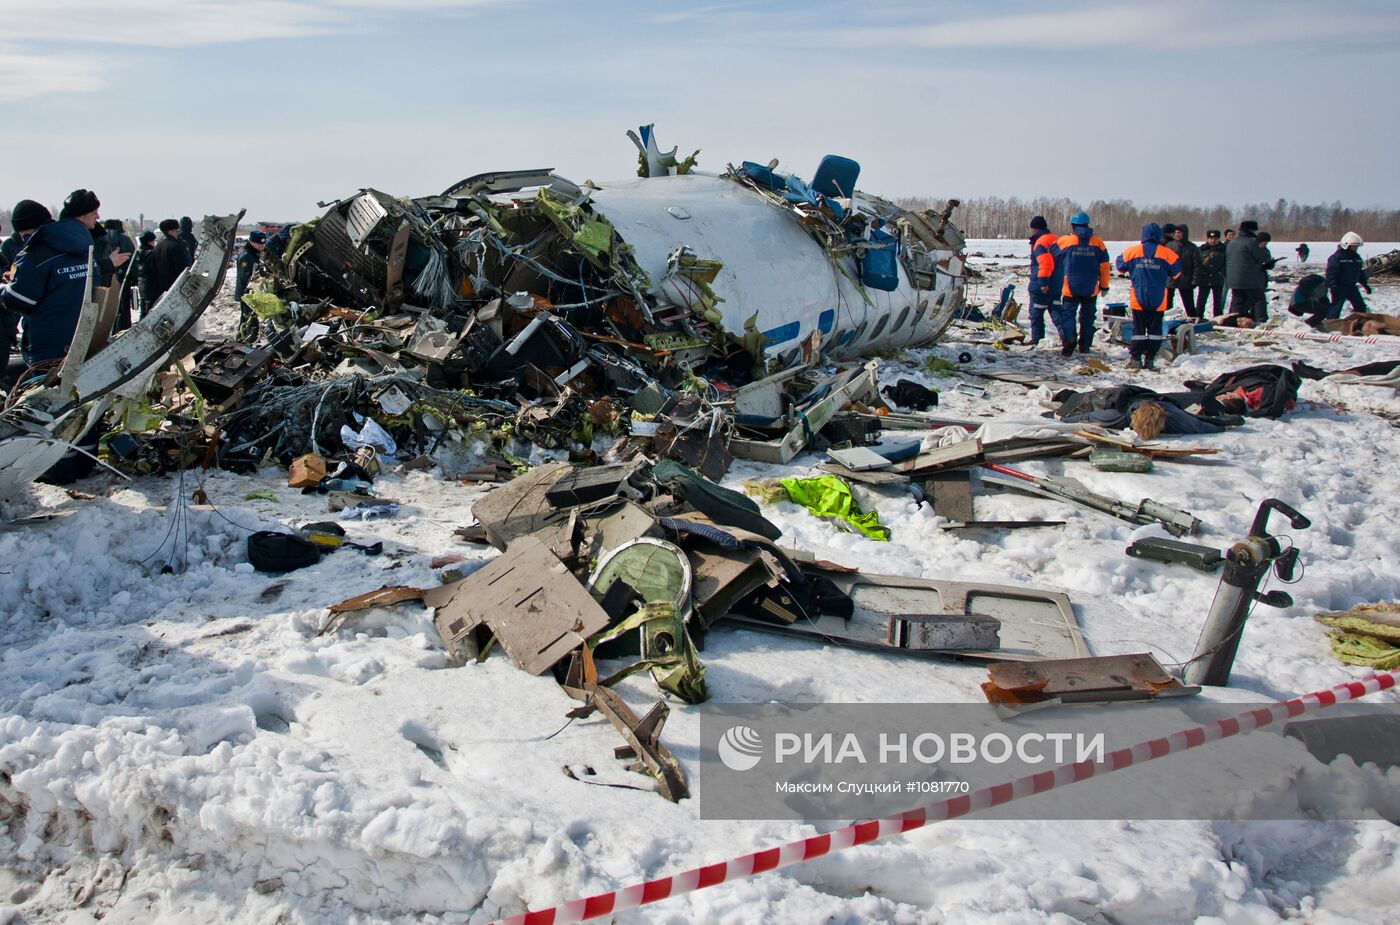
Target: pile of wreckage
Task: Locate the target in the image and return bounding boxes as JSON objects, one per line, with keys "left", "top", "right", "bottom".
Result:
{"left": 0, "top": 127, "right": 1339, "bottom": 801}
{"left": 0, "top": 126, "right": 967, "bottom": 492}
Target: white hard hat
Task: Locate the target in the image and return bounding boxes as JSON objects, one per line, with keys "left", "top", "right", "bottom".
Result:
{"left": 1341, "top": 231, "right": 1363, "bottom": 248}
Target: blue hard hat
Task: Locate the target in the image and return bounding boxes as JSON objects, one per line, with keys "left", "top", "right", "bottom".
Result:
{"left": 1070, "top": 211, "right": 1091, "bottom": 227}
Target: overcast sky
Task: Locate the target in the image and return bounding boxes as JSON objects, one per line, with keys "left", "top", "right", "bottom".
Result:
{"left": 3, "top": 0, "right": 1398, "bottom": 223}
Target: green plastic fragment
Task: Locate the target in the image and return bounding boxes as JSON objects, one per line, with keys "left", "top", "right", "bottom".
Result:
{"left": 242, "top": 290, "right": 286, "bottom": 319}
{"left": 778, "top": 474, "right": 890, "bottom": 541}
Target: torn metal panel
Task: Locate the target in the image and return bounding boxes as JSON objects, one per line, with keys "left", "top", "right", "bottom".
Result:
{"left": 925, "top": 471, "right": 974, "bottom": 523}
{"left": 685, "top": 544, "right": 786, "bottom": 628}
{"left": 816, "top": 462, "right": 909, "bottom": 486}
{"left": 825, "top": 446, "right": 891, "bottom": 471}
{"left": 440, "top": 169, "right": 581, "bottom": 199}
{"left": 723, "top": 572, "right": 1086, "bottom": 662}
{"left": 730, "top": 361, "right": 880, "bottom": 464}
{"left": 982, "top": 653, "right": 1199, "bottom": 707}
{"left": 469, "top": 461, "right": 572, "bottom": 549}
{"left": 582, "top": 500, "right": 662, "bottom": 558}
{"left": 730, "top": 365, "right": 810, "bottom": 419}
{"left": 429, "top": 536, "right": 609, "bottom": 675}
{"left": 896, "top": 439, "right": 984, "bottom": 475}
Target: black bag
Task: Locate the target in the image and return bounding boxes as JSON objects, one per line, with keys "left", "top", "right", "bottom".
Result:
{"left": 247, "top": 531, "right": 323, "bottom": 573}
{"left": 882, "top": 379, "right": 939, "bottom": 411}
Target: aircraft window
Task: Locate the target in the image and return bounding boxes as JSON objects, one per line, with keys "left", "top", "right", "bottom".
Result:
{"left": 869, "top": 314, "right": 890, "bottom": 341}
{"left": 892, "top": 306, "right": 911, "bottom": 332}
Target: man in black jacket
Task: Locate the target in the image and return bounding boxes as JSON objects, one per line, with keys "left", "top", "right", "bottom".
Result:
{"left": 1, "top": 200, "right": 54, "bottom": 375}
{"left": 152, "top": 218, "right": 193, "bottom": 301}
{"left": 177, "top": 216, "right": 198, "bottom": 259}
{"left": 1325, "top": 232, "right": 1371, "bottom": 319}
{"left": 234, "top": 230, "right": 267, "bottom": 338}
{"left": 1196, "top": 230, "right": 1227, "bottom": 317}
{"left": 1224, "top": 220, "right": 1277, "bottom": 323}
{"left": 1165, "top": 224, "right": 1201, "bottom": 318}
{"left": 103, "top": 218, "right": 137, "bottom": 331}
{"left": 135, "top": 230, "right": 159, "bottom": 312}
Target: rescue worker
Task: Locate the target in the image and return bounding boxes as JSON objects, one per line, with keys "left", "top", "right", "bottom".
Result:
{"left": 152, "top": 218, "right": 193, "bottom": 301}
{"left": 1055, "top": 211, "right": 1111, "bottom": 355}
{"left": 234, "top": 230, "right": 267, "bottom": 338}
{"left": 1026, "top": 215, "right": 1063, "bottom": 347}
{"left": 1115, "top": 223, "right": 1182, "bottom": 371}
{"left": 0, "top": 189, "right": 126, "bottom": 366}
{"left": 1165, "top": 224, "right": 1200, "bottom": 318}
{"left": 1325, "top": 232, "right": 1372, "bottom": 318}
{"left": 1196, "top": 230, "right": 1227, "bottom": 317}
{"left": 1224, "top": 220, "right": 1276, "bottom": 323}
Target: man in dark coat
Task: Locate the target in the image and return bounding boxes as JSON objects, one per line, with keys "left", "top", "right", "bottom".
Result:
{"left": 152, "top": 218, "right": 193, "bottom": 301}
{"left": 1224, "top": 220, "right": 1277, "bottom": 323}
{"left": 1165, "top": 224, "right": 1201, "bottom": 318}
{"left": 103, "top": 218, "right": 137, "bottom": 331}
{"left": 177, "top": 216, "right": 198, "bottom": 260}
{"left": 1288, "top": 274, "right": 1331, "bottom": 329}
{"left": 234, "top": 231, "right": 267, "bottom": 338}
{"left": 1, "top": 200, "right": 53, "bottom": 375}
{"left": 135, "top": 231, "right": 160, "bottom": 314}
{"left": 1195, "top": 230, "right": 1227, "bottom": 317}
{"left": 234, "top": 231, "right": 266, "bottom": 304}
{"left": 0, "top": 189, "right": 117, "bottom": 365}
{"left": 1325, "top": 232, "right": 1372, "bottom": 319}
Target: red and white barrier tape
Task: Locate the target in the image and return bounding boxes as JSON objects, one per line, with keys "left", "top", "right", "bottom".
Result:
{"left": 493, "top": 670, "right": 1400, "bottom": 925}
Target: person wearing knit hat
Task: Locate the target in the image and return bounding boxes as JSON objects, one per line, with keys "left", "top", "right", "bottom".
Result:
{"left": 1, "top": 192, "right": 102, "bottom": 365}
{"left": 151, "top": 218, "right": 193, "bottom": 302}
{"left": 10, "top": 200, "right": 52, "bottom": 235}
{"left": 1224, "top": 219, "right": 1276, "bottom": 322}
{"left": 1026, "top": 215, "right": 1064, "bottom": 348}
{"left": 136, "top": 231, "right": 160, "bottom": 313}
{"left": 0, "top": 200, "right": 54, "bottom": 372}
{"left": 59, "top": 189, "right": 101, "bottom": 226}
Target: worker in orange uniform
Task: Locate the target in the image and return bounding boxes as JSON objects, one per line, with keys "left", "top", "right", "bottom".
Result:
{"left": 1115, "top": 223, "right": 1182, "bottom": 371}
{"left": 1026, "top": 215, "right": 1063, "bottom": 347}
{"left": 1055, "top": 211, "right": 1112, "bottom": 356}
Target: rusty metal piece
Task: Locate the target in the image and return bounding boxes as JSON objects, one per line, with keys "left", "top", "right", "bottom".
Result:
{"left": 982, "top": 653, "right": 1199, "bottom": 706}
{"left": 562, "top": 651, "right": 689, "bottom": 802}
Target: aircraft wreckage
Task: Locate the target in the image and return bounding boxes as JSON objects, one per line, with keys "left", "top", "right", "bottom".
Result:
{"left": 0, "top": 126, "right": 966, "bottom": 496}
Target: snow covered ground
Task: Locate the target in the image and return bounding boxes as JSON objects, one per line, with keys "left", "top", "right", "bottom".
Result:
{"left": 2, "top": 253, "right": 1400, "bottom": 924}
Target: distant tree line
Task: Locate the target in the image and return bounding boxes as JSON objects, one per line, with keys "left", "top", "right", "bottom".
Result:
{"left": 897, "top": 196, "right": 1400, "bottom": 242}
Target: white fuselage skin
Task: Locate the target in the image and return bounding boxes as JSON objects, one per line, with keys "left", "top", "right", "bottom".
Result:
{"left": 587, "top": 174, "right": 964, "bottom": 362}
